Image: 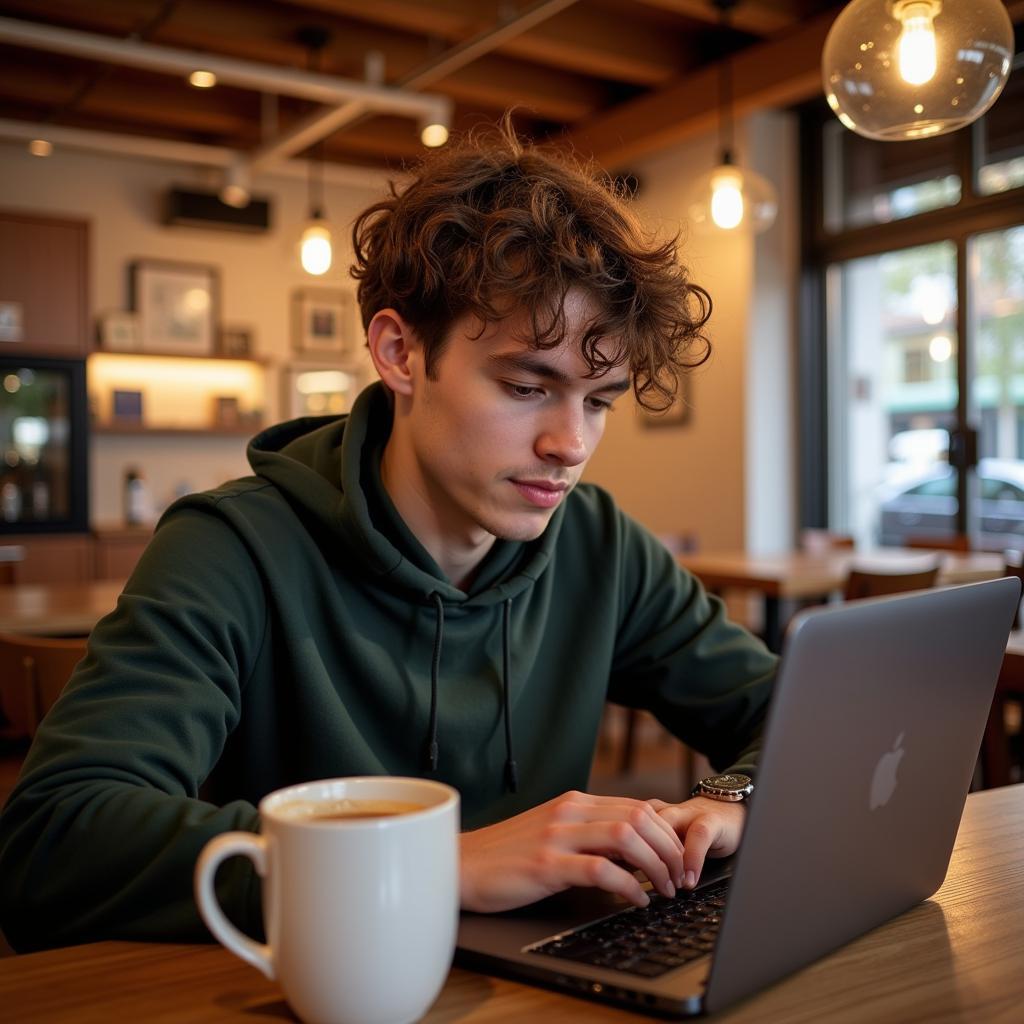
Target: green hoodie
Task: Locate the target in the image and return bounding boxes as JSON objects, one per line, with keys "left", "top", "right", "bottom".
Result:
{"left": 0, "top": 383, "right": 776, "bottom": 952}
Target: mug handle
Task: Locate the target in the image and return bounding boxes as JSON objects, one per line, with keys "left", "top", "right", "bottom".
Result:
{"left": 194, "top": 831, "right": 274, "bottom": 980}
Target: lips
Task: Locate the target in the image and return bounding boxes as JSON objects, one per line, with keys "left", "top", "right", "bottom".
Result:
{"left": 510, "top": 479, "right": 569, "bottom": 509}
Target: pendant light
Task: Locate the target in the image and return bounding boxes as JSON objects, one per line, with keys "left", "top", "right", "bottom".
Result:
{"left": 298, "top": 28, "right": 333, "bottom": 276}
{"left": 822, "top": 0, "right": 1014, "bottom": 141}
{"left": 685, "top": 0, "right": 778, "bottom": 235}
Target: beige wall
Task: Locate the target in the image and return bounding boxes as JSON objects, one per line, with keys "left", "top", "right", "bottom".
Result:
{"left": 581, "top": 133, "right": 757, "bottom": 557}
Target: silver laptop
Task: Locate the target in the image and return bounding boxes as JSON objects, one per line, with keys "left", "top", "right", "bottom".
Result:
{"left": 456, "top": 576, "right": 1021, "bottom": 1016}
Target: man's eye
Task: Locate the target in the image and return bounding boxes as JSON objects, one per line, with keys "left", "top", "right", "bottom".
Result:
{"left": 505, "top": 383, "right": 540, "bottom": 399}
{"left": 587, "top": 397, "right": 613, "bottom": 412}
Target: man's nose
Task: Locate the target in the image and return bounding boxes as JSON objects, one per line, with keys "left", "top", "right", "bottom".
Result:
{"left": 535, "top": 410, "right": 589, "bottom": 467}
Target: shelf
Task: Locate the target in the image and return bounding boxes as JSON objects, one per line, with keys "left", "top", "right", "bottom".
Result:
{"left": 92, "top": 422, "right": 261, "bottom": 437}
{"left": 90, "top": 349, "right": 270, "bottom": 366}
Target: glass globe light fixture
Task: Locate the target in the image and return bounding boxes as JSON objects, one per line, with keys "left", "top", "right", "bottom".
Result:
{"left": 686, "top": 153, "right": 779, "bottom": 234}
{"left": 822, "top": 0, "right": 1014, "bottom": 141}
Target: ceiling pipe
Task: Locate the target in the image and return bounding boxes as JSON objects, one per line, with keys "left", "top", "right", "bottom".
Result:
{"left": 0, "top": 118, "right": 392, "bottom": 191}
{"left": 244, "top": 0, "right": 579, "bottom": 171}
{"left": 0, "top": 15, "right": 447, "bottom": 123}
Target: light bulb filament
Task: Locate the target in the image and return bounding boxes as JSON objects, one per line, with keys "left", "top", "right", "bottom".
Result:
{"left": 710, "top": 170, "right": 744, "bottom": 230}
{"left": 895, "top": 0, "right": 940, "bottom": 86}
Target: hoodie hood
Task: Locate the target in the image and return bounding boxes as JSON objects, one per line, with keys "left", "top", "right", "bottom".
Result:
{"left": 247, "top": 381, "right": 559, "bottom": 607}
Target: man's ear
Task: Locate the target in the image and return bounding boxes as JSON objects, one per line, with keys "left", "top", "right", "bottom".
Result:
{"left": 367, "top": 309, "right": 420, "bottom": 397}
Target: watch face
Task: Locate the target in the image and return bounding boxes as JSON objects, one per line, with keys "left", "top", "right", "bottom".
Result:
{"left": 706, "top": 773, "right": 752, "bottom": 793}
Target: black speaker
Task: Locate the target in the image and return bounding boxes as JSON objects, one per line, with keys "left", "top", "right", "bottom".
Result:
{"left": 164, "top": 188, "right": 272, "bottom": 232}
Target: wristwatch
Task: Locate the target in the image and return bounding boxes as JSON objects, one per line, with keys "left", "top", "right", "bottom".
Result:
{"left": 691, "top": 773, "right": 754, "bottom": 803}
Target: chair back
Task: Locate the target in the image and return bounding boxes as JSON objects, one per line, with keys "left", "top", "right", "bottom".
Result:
{"left": 0, "top": 633, "right": 87, "bottom": 739}
{"left": 1004, "top": 550, "right": 1024, "bottom": 630}
{"left": 843, "top": 564, "right": 940, "bottom": 602}
{"left": 902, "top": 534, "right": 971, "bottom": 552}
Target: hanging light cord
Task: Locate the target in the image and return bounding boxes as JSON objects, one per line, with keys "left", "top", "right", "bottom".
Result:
{"left": 715, "top": 0, "right": 738, "bottom": 165}
{"left": 304, "top": 33, "right": 328, "bottom": 219}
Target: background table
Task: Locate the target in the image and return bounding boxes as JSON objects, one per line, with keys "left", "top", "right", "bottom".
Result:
{"left": 678, "top": 549, "right": 1005, "bottom": 651}
{"left": 0, "top": 581, "right": 124, "bottom": 636}
{"left": 2, "top": 785, "right": 1021, "bottom": 1023}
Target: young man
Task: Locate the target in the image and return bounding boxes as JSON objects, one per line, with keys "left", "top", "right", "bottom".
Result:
{"left": 0, "top": 130, "right": 776, "bottom": 952}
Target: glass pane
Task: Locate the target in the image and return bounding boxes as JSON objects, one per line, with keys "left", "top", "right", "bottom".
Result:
{"left": 968, "top": 225, "right": 1024, "bottom": 551}
{"left": 822, "top": 119, "right": 960, "bottom": 233}
{"left": 976, "top": 56, "right": 1024, "bottom": 198}
{"left": 827, "top": 242, "right": 959, "bottom": 548}
{"left": 0, "top": 364, "right": 72, "bottom": 526}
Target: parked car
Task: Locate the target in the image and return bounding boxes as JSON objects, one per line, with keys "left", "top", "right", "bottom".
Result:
{"left": 877, "top": 458, "right": 1024, "bottom": 551}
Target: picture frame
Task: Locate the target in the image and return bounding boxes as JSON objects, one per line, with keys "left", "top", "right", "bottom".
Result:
{"left": 97, "top": 310, "right": 140, "bottom": 352}
{"left": 217, "top": 326, "right": 253, "bottom": 359}
{"left": 281, "top": 364, "right": 361, "bottom": 420}
{"left": 639, "top": 376, "right": 691, "bottom": 429}
{"left": 130, "top": 259, "right": 219, "bottom": 356}
{"left": 292, "top": 289, "right": 355, "bottom": 357}
{"left": 211, "top": 394, "right": 241, "bottom": 429}
{"left": 111, "top": 389, "right": 144, "bottom": 423}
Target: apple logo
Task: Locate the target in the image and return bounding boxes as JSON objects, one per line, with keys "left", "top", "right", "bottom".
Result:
{"left": 870, "top": 732, "right": 906, "bottom": 811}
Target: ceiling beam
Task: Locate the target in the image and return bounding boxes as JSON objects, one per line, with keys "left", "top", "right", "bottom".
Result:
{"left": 274, "top": 0, "right": 691, "bottom": 85}
{"left": 564, "top": 7, "right": 838, "bottom": 168}
{"left": 630, "top": 0, "right": 803, "bottom": 36}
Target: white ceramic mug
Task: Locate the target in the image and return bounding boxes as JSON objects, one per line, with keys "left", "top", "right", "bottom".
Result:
{"left": 194, "top": 776, "right": 460, "bottom": 1024}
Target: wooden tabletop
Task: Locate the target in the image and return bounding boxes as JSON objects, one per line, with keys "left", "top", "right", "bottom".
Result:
{"left": 678, "top": 548, "right": 1006, "bottom": 600}
{"left": 1, "top": 785, "right": 1021, "bottom": 1023}
{"left": 0, "top": 580, "right": 125, "bottom": 636}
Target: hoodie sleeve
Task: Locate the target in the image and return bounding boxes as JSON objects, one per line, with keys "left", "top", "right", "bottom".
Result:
{"left": 607, "top": 514, "right": 778, "bottom": 778}
{"left": 0, "top": 505, "right": 267, "bottom": 952}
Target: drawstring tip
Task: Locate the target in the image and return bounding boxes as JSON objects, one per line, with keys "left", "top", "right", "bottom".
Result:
{"left": 427, "top": 740, "right": 439, "bottom": 772}
{"left": 504, "top": 759, "right": 519, "bottom": 793}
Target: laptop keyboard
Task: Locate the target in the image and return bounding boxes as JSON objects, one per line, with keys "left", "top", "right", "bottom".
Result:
{"left": 528, "top": 880, "right": 729, "bottom": 978}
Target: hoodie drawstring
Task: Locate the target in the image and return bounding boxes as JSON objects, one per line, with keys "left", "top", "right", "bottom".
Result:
{"left": 425, "top": 592, "right": 443, "bottom": 772}
{"left": 501, "top": 598, "right": 519, "bottom": 793}
{"left": 423, "top": 593, "right": 519, "bottom": 794}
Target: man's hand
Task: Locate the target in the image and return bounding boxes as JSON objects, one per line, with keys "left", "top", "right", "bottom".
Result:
{"left": 459, "top": 791, "right": 748, "bottom": 914}
{"left": 460, "top": 791, "right": 685, "bottom": 913}
{"left": 648, "top": 797, "right": 747, "bottom": 890}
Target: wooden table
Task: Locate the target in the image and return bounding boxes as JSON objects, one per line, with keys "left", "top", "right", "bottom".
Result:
{"left": 1, "top": 785, "right": 1022, "bottom": 1023}
{"left": 679, "top": 548, "right": 1005, "bottom": 651}
{"left": 0, "top": 581, "right": 124, "bottom": 636}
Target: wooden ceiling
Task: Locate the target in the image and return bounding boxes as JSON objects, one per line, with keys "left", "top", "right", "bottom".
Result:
{"left": 0, "top": 0, "right": 1018, "bottom": 174}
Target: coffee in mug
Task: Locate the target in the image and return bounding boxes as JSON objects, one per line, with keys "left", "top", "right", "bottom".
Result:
{"left": 277, "top": 798, "right": 426, "bottom": 822}
{"left": 194, "top": 777, "right": 459, "bottom": 1024}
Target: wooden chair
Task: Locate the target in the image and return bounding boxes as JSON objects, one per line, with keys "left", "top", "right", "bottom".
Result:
{"left": 1004, "top": 550, "right": 1024, "bottom": 631}
{"left": 0, "top": 633, "right": 87, "bottom": 739}
{"left": 842, "top": 564, "right": 940, "bottom": 602}
{"left": 980, "top": 636, "right": 1024, "bottom": 789}
{"left": 902, "top": 534, "right": 971, "bottom": 552}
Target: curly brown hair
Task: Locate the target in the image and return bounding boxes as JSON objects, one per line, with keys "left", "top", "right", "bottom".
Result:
{"left": 350, "top": 123, "right": 711, "bottom": 411}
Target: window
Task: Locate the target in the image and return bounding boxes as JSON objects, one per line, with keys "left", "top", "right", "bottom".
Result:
{"left": 801, "top": 51, "right": 1024, "bottom": 552}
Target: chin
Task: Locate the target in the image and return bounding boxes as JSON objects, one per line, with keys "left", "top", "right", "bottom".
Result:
{"left": 480, "top": 510, "right": 555, "bottom": 543}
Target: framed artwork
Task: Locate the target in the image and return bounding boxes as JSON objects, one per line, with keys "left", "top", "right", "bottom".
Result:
{"left": 639, "top": 376, "right": 691, "bottom": 429}
{"left": 281, "top": 364, "right": 361, "bottom": 420}
{"left": 292, "top": 289, "right": 355, "bottom": 357}
{"left": 130, "top": 259, "right": 219, "bottom": 356}
{"left": 217, "top": 326, "right": 253, "bottom": 359}
{"left": 111, "top": 389, "right": 144, "bottom": 423}
{"left": 97, "top": 310, "right": 140, "bottom": 352}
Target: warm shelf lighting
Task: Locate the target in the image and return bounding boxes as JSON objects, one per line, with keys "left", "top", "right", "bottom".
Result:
{"left": 189, "top": 70, "right": 217, "bottom": 89}
{"left": 822, "top": 0, "right": 1014, "bottom": 141}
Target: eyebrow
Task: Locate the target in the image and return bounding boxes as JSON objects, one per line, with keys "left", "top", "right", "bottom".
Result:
{"left": 488, "top": 352, "right": 631, "bottom": 395}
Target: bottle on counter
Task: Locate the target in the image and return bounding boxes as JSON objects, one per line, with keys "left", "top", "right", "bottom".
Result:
{"left": 123, "top": 466, "right": 151, "bottom": 526}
